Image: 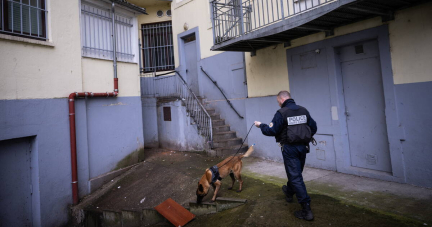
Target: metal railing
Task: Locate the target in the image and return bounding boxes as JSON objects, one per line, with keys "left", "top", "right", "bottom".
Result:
{"left": 140, "top": 72, "right": 213, "bottom": 148}
{"left": 211, "top": 0, "right": 337, "bottom": 45}
{"left": 200, "top": 66, "right": 244, "bottom": 119}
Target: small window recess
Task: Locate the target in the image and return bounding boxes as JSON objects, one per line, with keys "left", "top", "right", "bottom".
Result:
{"left": 166, "top": 10, "right": 172, "bottom": 17}
{"left": 183, "top": 34, "right": 196, "bottom": 43}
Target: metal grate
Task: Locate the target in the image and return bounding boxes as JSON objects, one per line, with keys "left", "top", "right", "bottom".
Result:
{"left": 81, "top": 2, "right": 134, "bottom": 62}
{"left": 0, "top": 0, "right": 47, "bottom": 40}
{"left": 141, "top": 21, "right": 175, "bottom": 73}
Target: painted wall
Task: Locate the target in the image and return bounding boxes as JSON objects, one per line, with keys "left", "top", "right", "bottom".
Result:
{"left": 82, "top": 58, "right": 140, "bottom": 97}
{"left": 199, "top": 51, "right": 248, "bottom": 140}
{"left": 141, "top": 97, "right": 159, "bottom": 148}
{"left": 172, "top": 0, "right": 218, "bottom": 67}
{"left": 157, "top": 100, "right": 206, "bottom": 151}
{"left": 395, "top": 81, "right": 432, "bottom": 186}
{"left": 0, "top": 99, "right": 72, "bottom": 227}
{"left": 0, "top": 0, "right": 82, "bottom": 100}
{"left": 245, "top": 2, "right": 432, "bottom": 97}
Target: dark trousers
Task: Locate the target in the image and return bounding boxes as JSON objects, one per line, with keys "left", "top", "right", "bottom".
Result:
{"left": 281, "top": 144, "right": 311, "bottom": 204}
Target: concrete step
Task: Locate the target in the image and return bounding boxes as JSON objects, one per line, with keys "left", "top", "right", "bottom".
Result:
{"left": 213, "top": 137, "right": 242, "bottom": 147}
{"left": 212, "top": 119, "right": 225, "bottom": 126}
{"left": 210, "top": 113, "right": 220, "bottom": 120}
{"left": 214, "top": 145, "right": 248, "bottom": 157}
{"left": 214, "top": 131, "right": 237, "bottom": 140}
{"left": 83, "top": 208, "right": 168, "bottom": 227}
{"left": 212, "top": 125, "right": 230, "bottom": 133}
{"left": 189, "top": 197, "right": 247, "bottom": 216}
{"left": 206, "top": 108, "right": 216, "bottom": 115}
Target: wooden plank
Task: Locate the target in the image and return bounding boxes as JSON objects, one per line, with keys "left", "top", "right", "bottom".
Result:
{"left": 154, "top": 198, "right": 195, "bottom": 227}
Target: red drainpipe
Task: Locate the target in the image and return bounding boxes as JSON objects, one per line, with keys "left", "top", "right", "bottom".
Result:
{"left": 68, "top": 78, "right": 119, "bottom": 205}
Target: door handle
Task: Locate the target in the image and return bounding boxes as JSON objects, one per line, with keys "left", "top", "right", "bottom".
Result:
{"left": 345, "top": 111, "right": 350, "bottom": 117}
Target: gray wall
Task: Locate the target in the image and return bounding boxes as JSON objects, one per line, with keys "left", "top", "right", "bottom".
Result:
{"left": 199, "top": 51, "right": 248, "bottom": 140}
{"left": 141, "top": 98, "right": 159, "bottom": 148}
{"left": 395, "top": 81, "right": 432, "bottom": 187}
{"left": 245, "top": 25, "right": 432, "bottom": 188}
{"left": 0, "top": 96, "right": 144, "bottom": 226}
{"left": 157, "top": 100, "right": 206, "bottom": 151}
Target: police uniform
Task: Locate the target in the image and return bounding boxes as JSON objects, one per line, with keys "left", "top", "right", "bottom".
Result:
{"left": 259, "top": 99, "right": 317, "bottom": 205}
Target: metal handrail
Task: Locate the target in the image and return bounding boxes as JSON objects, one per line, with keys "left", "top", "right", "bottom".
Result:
{"left": 175, "top": 71, "right": 214, "bottom": 148}
{"left": 200, "top": 66, "right": 244, "bottom": 119}
{"left": 140, "top": 71, "right": 214, "bottom": 148}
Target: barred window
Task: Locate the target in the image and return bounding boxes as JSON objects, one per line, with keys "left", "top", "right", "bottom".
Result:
{"left": 80, "top": 2, "right": 134, "bottom": 62}
{"left": 141, "top": 21, "right": 174, "bottom": 73}
{"left": 0, "top": 0, "right": 47, "bottom": 40}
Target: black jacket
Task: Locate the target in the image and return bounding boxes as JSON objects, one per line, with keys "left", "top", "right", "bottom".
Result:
{"left": 259, "top": 99, "right": 317, "bottom": 144}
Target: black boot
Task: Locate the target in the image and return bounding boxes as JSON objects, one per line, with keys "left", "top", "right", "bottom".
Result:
{"left": 294, "top": 202, "right": 314, "bottom": 221}
{"left": 282, "top": 185, "right": 294, "bottom": 203}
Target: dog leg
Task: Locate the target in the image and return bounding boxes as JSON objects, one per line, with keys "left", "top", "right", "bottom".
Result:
{"left": 228, "top": 173, "right": 235, "bottom": 190}
{"left": 234, "top": 172, "right": 243, "bottom": 192}
{"left": 211, "top": 180, "right": 221, "bottom": 202}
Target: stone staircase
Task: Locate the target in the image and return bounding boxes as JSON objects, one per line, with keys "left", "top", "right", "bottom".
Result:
{"left": 205, "top": 107, "right": 248, "bottom": 157}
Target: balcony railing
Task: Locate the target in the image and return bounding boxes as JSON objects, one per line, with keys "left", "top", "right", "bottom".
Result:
{"left": 211, "top": 0, "right": 337, "bottom": 45}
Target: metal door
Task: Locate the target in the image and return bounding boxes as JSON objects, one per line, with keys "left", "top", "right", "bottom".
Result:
{"left": 0, "top": 137, "right": 33, "bottom": 227}
{"left": 339, "top": 40, "right": 392, "bottom": 172}
{"left": 289, "top": 48, "right": 336, "bottom": 171}
{"left": 184, "top": 40, "right": 199, "bottom": 95}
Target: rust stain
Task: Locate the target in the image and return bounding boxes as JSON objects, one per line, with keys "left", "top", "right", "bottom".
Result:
{"left": 155, "top": 198, "right": 195, "bottom": 227}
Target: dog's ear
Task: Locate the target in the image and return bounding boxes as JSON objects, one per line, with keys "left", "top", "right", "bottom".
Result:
{"left": 198, "top": 184, "right": 204, "bottom": 192}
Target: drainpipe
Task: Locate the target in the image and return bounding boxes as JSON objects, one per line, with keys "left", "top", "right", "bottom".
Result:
{"left": 69, "top": 2, "right": 119, "bottom": 205}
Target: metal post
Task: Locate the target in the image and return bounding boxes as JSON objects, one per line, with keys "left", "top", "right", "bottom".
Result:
{"left": 111, "top": 2, "right": 117, "bottom": 79}
{"left": 239, "top": 1, "right": 244, "bottom": 35}
{"left": 138, "top": 38, "right": 142, "bottom": 74}
{"left": 280, "top": 0, "right": 284, "bottom": 19}
{"left": 211, "top": 1, "right": 216, "bottom": 44}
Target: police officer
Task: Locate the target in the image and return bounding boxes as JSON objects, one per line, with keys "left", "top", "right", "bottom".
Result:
{"left": 254, "top": 90, "right": 317, "bottom": 221}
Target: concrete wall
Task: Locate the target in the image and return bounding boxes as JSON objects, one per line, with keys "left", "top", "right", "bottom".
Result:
{"left": 172, "top": 0, "right": 218, "bottom": 67}
{"left": 157, "top": 100, "right": 206, "bottom": 151}
{"left": 199, "top": 51, "right": 248, "bottom": 140}
{"left": 141, "top": 98, "right": 159, "bottom": 148}
{"left": 0, "top": 0, "right": 146, "bottom": 226}
{"left": 0, "top": 0, "right": 82, "bottom": 100}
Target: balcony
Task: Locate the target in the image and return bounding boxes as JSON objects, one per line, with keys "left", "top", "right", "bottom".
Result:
{"left": 210, "top": 0, "right": 426, "bottom": 52}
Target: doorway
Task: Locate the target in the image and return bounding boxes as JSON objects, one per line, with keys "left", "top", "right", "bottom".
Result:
{"left": 183, "top": 34, "right": 199, "bottom": 95}
{"left": 338, "top": 40, "right": 392, "bottom": 173}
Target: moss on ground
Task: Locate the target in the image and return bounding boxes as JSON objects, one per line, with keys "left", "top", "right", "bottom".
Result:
{"left": 186, "top": 173, "right": 425, "bottom": 227}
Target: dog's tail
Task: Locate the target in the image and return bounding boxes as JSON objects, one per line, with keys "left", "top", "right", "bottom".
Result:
{"left": 241, "top": 144, "right": 255, "bottom": 158}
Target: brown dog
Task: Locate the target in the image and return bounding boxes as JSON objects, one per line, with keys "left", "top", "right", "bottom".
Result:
{"left": 196, "top": 145, "right": 254, "bottom": 203}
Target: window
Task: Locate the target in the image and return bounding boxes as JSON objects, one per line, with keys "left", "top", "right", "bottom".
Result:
{"left": 80, "top": 2, "right": 134, "bottom": 62}
{"left": 0, "top": 0, "right": 47, "bottom": 40}
{"left": 141, "top": 21, "right": 174, "bottom": 73}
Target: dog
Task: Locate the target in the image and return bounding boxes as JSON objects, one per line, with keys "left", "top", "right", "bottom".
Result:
{"left": 196, "top": 145, "right": 254, "bottom": 203}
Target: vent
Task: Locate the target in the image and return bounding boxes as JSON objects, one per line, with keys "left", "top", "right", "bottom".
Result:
{"left": 166, "top": 9, "right": 172, "bottom": 17}
{"left": 157, "top": 10, "right": 164, "bottom": 17}
{"left": 163, "top": 107, "right": 171, "bottom": 121}
{"left": 355, "top": 45, "right": 364, "bottom": 54}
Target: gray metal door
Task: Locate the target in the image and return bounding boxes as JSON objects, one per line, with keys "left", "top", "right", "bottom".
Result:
{"left": 185, "top": 40, "right": 199, "bottom": 95}
{"left": 289, "top": 48, "right": 336, "bottom": 171}
{"left": 0, "top": 137, "right": 33, "bottom": 227}
{"left": 339, "top": 40, "right": 391, "bottom": 172}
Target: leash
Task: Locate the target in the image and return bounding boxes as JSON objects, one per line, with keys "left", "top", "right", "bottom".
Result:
{"left": 218, "top": 123, "right": 255, "bottom": 168}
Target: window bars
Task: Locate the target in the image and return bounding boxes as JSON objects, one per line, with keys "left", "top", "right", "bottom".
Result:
{"left": 81, "top": 3, "right": 134, "bottom": 62}
{"left": 141, "top": 21, "right": 175, "bottom": 73}
{"left": 0, "top": 0, "right": 47, "bottom": 40}
{"left": 211, "top": 0, "right": 335, "bottom": 45}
